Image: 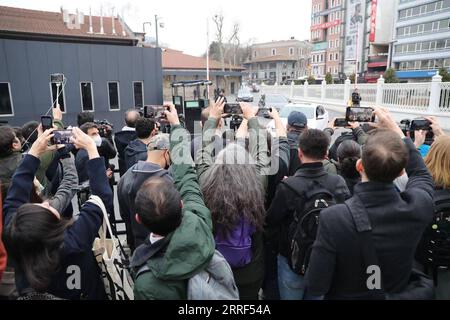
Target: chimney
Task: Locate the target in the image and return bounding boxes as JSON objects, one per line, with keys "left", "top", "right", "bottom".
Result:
{"left": 100, "top": 6, "right": 104, "bottom": 34}
{"left": 111, "top": 7, "right": 116, "bottom": 35}
{"left": 88, "top": 7, "right": 93, "bottom": 33}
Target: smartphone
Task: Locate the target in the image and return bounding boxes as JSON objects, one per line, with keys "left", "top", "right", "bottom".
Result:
{"left": 410, "top": 119, "right": 431, "bottom": 131}
{"left": 345, "top": 107, "right": 375, "bottom": 123}
{"left": 41, "top": 115, "right": 53, "bottom": 131}
{"left": 52, "top": 129, "right": 73, "bottom": 145}
{"left": 334, "top": 118, "right": 349, "bottom": 127}
{"left": 144, "top": 105, "right": 168, "bottom": 119}
{"left": 224, "top": 103, "right": 242, "bottom": 115}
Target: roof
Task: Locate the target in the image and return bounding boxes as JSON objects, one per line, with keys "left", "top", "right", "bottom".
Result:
{"left": 0, "top": 5, "right": 135, "bottom": 43}
{"left": 252, "top": 39, "right": 310, "bottom": 47}
{"left": 244, "top": 55, "right": 298, "bottom": 64}
{"left": 162, "top": 48, "right": 245, "bottom": 71}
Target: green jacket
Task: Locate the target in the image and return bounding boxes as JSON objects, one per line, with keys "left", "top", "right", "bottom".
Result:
{"left": 132, "top": 124, "right": 215, "bottom": 300}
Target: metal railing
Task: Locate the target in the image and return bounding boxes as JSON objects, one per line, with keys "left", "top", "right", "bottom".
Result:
{"left": 381, "top": 83, "right": 431, "bottom": 112}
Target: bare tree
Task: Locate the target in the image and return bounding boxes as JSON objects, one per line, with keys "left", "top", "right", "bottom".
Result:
{"left": 228, "top": 22, "right": 240, "bottom": 69}
{"left": 213, "top": 13, "right": 225, "bottom": 72}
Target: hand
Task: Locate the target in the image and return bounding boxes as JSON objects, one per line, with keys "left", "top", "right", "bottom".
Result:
{"left": 240, "top": 102, "right": 256, "bottom": 120}
{"left": 348, "top": 121, "right": 360, "bottom": 130}
{"left": 209, "top": 97, "right": 225, "bottom": 119}
{"left": 327, "top": 117, "right": 337, "bottom": 130}
{"left": 52, "top": 104, "right": 63, "bottom": 121}
{"left": 373, "top": 107, "right": 405, "bottom": 138}
{"left": 414, "top": 130, "right": 427, "bottom": 148}
{"left": 425, "top": 116, "right": 444, "bottom": 137}
{"left": 106, "top": 168, "right": 113, "bottom": 179}
{"left": 70, "top": 127, "right": 96, "bottom": 151}
{"left": 163, "top": 104, "right": 180, "bottom": 126}
{"left": 28, "top": 126, "right": 57, "bottom": 158}
{"left": 267, "top": 107, "right": 280, "bottom": 120}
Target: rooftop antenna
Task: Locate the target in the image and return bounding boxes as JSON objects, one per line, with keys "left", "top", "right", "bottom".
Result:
{"left": 88, "top": 7, "right": 93, "bottom": 33}
{"left": 100, "top": 6, "right": 104, "bottom": 34}
{"left": 111, "top": 7, "right": 116, "bottom": 35}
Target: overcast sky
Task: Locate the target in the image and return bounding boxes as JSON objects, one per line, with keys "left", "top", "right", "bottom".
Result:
{"left": 0, "top": 0, "right": 312, "bottom": 56}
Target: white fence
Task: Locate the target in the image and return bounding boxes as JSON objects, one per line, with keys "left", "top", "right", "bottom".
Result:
{"left": 259, "top": 73, "right": 450, "bottom": 116}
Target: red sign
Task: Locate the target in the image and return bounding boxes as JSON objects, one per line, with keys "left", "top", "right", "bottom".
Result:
{"left": 369, "top": 0, "right": 378, "bottom": 42}
{"left": 310, "top": 19, "right": 341, "bottom": 31}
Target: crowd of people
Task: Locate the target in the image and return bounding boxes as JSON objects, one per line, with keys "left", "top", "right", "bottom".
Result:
{"left": 0, "top": 96, "right": 449, "bottom": 301}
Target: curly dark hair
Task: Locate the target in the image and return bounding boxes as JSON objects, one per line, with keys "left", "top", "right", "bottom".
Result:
{"left": 200, "top": 144, "right": 265, "bottom": 238}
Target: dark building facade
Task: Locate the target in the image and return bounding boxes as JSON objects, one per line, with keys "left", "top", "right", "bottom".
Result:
{"left": 0, "top": 6, "right": 162, "bottom": 128}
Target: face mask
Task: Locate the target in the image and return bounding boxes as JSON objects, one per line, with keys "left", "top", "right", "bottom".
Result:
{"left": 92, "top": 135, "right": 102, "bottom": 147}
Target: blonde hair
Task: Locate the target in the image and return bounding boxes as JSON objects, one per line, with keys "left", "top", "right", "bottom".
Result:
{"left": 424, "top": 135, "right": 450, "bottom": 189}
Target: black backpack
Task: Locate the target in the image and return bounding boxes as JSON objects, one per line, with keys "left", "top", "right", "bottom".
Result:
{"left": 417, "top": 190, "right": 450, "bottom": 285}
{"left": 284, "top": 180, "right": 337, "bottom": 275}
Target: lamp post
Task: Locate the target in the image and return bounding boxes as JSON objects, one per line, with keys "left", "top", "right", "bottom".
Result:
{"left": 154, "top": 15, "right": 164, "bottom": 48}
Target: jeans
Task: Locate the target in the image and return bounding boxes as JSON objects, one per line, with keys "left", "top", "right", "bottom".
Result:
{"left": 277, "top": 255, "right": 323, "bottom": 300}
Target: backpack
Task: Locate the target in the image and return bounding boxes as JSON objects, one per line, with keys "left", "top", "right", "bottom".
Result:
{"left": 214, "top": 219, "right": 255, "bottom": 268}
{"left": 135, "top": 250, "right": 239, "bottom": 300}
{"left": 417, "top": 189, "right": 450, "bottom": 285}
{"left": 285, "top": 180, "right": 337, "bottom": 275}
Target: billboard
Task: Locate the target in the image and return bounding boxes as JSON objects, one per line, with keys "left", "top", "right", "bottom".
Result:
{"left": 369, "top": 0, "right": 378, "bottom": 42}
{"left": 310, "top": 20, "right": 341, "bottom": 31}
{"left": 344, "top": 0, "right": 366, "bottom": 74}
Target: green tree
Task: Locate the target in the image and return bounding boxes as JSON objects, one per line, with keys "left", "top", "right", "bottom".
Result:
{"left": 439, "top": 67, "right": 450, "bottom": 82}
{"left": 349, "top": 73, "right": 356, "bottom": 84}
{"left": 384, "top": 68, "right": 399, "bottom": 83}
{"left": 307, "top": 75, "right": 316, "bottom": 84}
{"left": 325, "top": 72, "right": 333, "bottom": 84}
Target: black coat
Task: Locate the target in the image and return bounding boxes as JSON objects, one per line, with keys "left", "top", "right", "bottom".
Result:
{"left": 114, "top": 131, "right": 137, "bottom": 176}
{"left": 305, "top": 138, "right": 435, "bottom": 299}
{"left": 266, "top": 162, "right": 350, "bottom": 258}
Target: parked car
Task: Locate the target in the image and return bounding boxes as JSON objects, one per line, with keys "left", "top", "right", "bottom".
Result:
{"left": 236, "top": 87, "right": 254, "bottom": 102}
{"left": 266, "top": 103, "right": 329, "bottom": 133}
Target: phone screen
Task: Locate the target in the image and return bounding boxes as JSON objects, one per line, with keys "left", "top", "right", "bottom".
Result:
{"left": 334, "top": 118, "right": 349, "bottom": 127}
{"left": 52, "top": 130, "right": 73, "bottom": 145}
{"left": 410, "top": 119, "right": 431, "bottom": 131}
{"left": 224, "top": 103, "right": 242, "bottom": 114}
{"left": 41, "top": 116, "right": 53, "bottom": 131}
{"left": 345, "top": 107, "right": 375, "bottom": 122}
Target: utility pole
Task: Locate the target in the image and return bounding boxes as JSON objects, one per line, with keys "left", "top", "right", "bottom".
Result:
{"left": 155, "top": 15, "right": 159, "bottom": 48}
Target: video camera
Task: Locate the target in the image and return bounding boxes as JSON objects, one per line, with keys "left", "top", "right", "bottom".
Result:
{"left": 399, "top": 118, "right": 434, "bottom": 145}
{"left": 94, "top": 119, "right": 114, "bottom": 138}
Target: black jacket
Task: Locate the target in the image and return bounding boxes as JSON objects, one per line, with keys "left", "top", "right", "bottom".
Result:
{"left": 305, "top": 138, "right": 435, "bottom": 299}
{"left": 287, "top": 131, "right": 301, "bottom": 176}
{"left": 114, "top": 131, "right": 137, "bottom": 176}
{"left": 4, "top": 155, "right": 112, "bottom": 299}
{"left": 266, "top": 162, "right": 350, "bottom": 258}
{"left": 124, "top": 139, "right": 147, "bottom": 172}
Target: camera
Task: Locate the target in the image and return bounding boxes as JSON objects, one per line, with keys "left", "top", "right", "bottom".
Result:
{"left": 224, "top": 103, "right": 243, "bottom": 115}
{"left": 334, "top": 118, "right": 349, "bottom": 127}
{"left": 94, "top": 119, "right": 113, "bottom": 138}
{"left": 399, "top": 118, "right": 434, "bottom": 144}
{"left": 345, "top": 107, "right": 375, "bottom": 123}
{"left": 52, "top": 130, "right": 73, "bottom": 145}
{"left": 229, "top": 115, "right": 243, "bottom": 131}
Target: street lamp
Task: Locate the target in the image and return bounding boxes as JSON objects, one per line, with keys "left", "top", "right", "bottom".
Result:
{"left": 154, "top": 15, "right": 164, "bottom": 48}
{"left": 142, "top": 21, "right": 152, "bottom": 34}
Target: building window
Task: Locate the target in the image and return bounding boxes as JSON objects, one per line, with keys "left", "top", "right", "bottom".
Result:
{"left": 254, "top": 51, "right": 257, "bottom": 58}
{"left": 335, "top": 53, "right": 339, "bottom": 61}
{"left": 272, "top": 49, "right": 276, "bottom": 56}
{"left": 0, "top": 83, "right": 13, "bottom": 116}
{"left": 107, "top": 82, "right": 120, "bottom": 111}
{"left": 133, "top": 81, "right": 144, "bottom": 108}
{"left": 289, "top": 47, "right": 294, "bottom": 55}
{"left": 335, "top": 39, "right": 339, "bottom": 48}
{"left": 50, "top": 82, "right": 66, "bottom": 112}
{"left": 80, "top": 82, "right": 94, "bottom": 111}
{"left": 330, "top": 53, "right": 333, "bottom": 61}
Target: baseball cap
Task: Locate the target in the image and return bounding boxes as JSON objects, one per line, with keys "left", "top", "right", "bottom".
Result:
{"left": 147, "top": 134, "right": 170, "bottom": 151}
{"left": 288, "top": 111, "right": 308, "bottom": 128}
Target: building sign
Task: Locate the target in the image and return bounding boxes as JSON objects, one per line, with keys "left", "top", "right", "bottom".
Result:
{"left": 369, "top": 0, "right": 378, "bottom": 42}
{"left": 313, "top": 42, "right": 328, "bottom": 51}
{"left": 310, "top": 20, "right": 341, "bottom": 31}
{"left": 344, "top": 0, "right": 366, "bottom": 74}
{"left": 312, "top": 6, "right": 343, "bottom": 17}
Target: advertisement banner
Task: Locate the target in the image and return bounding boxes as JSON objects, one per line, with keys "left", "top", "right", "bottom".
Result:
{"left": 310, "top": 19, "right": 341, "bottom": 31}
{"left": 369, "top": 0, "right": 378, "bottom": 42}
{"left": 344, "top": 0, "right": 366, "bottom": 73}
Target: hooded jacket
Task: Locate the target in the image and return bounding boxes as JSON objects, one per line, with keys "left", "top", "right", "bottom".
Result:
{"left": 130, "top": 125, "right": 215, "bottom": 300}
{"left": 124, "top": 139, "right": 148, "bottom": 172}
{"left": 118, "top": 161, "right": 172, "bottom": 251}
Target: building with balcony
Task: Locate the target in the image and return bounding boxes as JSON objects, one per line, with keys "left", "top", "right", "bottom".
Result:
{"left": 243, "top": 38, "right": 312, "bottom": 84}
{"left": 391, "top": 0, "right": 450, "bottom": 82}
